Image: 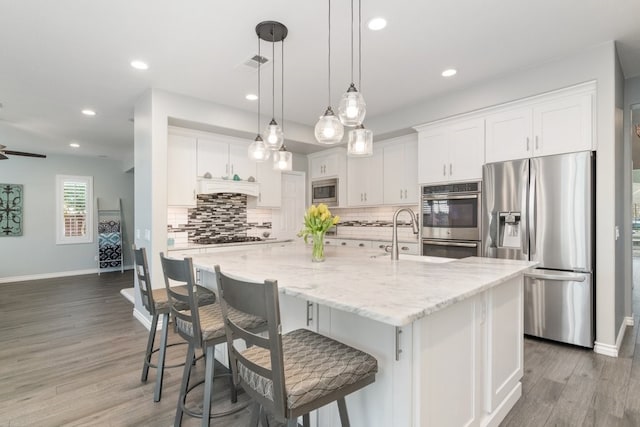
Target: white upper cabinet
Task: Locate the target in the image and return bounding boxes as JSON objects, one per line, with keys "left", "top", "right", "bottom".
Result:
{"left": 383, "top": 135, "right": 419, "bottom": 205}
{"left": 417, "top": 118, "right": 484, "bottom": 185}
{"left": 533, "top": 92, "right": 593, "bottom": 157}
{"left": 168, "top": 134, "right": 197, "bottom": 207}
{"left": 347, "top": 147, "right": 383, "bottom": 206}
{"left": 197, "top": 135, "right": 256, "bottom": 180}
{"left": 310, "top": 152, "right": 341, "bottom": 179}
{"left": 250, "top": 161, "right": 281, "bottom": 208}
{"left": 485, "top": 84, "right": 594, "bottom": 163}
{"left": 485, "top": 108, "right": 533, "bottom": 163}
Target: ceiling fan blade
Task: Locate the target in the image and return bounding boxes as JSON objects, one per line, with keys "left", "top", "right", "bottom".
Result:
{"left": 0, "top": 153, "right": 7, "bottom": 160}
{"left": 3, "top": 150, "right": 46, "bottom": 158}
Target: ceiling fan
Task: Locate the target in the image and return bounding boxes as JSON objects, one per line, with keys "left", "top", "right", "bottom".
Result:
{"left": 0, "top": 144, "right": 46, "bottom": 160}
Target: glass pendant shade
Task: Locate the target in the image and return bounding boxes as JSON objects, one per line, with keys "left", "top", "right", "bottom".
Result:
{"left": 338, "top": 83, "right": 366, "bottom": 126}
{"left": 248, "top": 135, "right": 270, "bottom": 162}
{"left": 264, "top": 118, "right": 284, "bottom": 150}
{"left": 347, "top": 125, "right": 373, "bottom": 157}
{"left": 314, "top": 107, "right": 344, "bottom": 144}
{"left": 273, "top": 147, "right": 292, "bottom": 171}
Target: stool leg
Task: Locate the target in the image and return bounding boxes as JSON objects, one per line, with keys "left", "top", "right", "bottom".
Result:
{"left": 303, "top": 413, "right": 310, "bottom": 427}
{"left": 175, "top": 342, "right": 195, "bottom": 427}
{"left": 154, "top": 312, "right": 170, "bottom": 402}
{"left": 141, "top": 313, "right": 159, "bottom": 382}
{"left": 337, "top": 397, "right": 350, "bottom": 427}
{"left": 249, "top": 403, "right": 260, "bottom": 427}
{"left": 201, "top": 345, "right": 215, "bottom": 427}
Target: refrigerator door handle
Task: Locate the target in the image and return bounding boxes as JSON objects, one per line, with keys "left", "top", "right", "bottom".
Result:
{"left": 522, "top": 161, "right": 529, "bottom": 256}
{"left": 529, "top": 166, "right": 537, "bottom": 256}
{"left": 524, "top": 272, "right": 586, "bottom": 282}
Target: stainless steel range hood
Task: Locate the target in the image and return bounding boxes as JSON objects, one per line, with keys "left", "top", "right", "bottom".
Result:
{"left": 197, "top": 178, "right": 259, "bottom": 197}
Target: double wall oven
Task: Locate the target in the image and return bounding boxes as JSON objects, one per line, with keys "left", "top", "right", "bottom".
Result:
{"left": 421, "top": 182, "right": 481, "bottom": 259}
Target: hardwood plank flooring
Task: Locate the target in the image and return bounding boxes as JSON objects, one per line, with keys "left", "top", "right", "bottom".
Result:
{"left": 3, "top": 263, "right": 640, "bottom": 426}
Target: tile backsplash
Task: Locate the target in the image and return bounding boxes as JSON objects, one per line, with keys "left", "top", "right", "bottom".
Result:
{"left": 331, "top": 205, "right": 420, "bottom": 242}
{"left": 167, "top": 193, "right": 273, "bottom": 243}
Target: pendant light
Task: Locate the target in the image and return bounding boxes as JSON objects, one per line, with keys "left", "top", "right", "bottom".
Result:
{"left": 248, "top": 33, "right": 270, "bottom": 162}
{"left": 272, "top": 34, "right": 292, "bottom": 171}
{"left": 347, "top": 0, "right": 373, "bottom": 157}
{"left": 314, "top": 0, "right": 344, "bottom": 145}
{"left": 260, "top": 22, "right": 285, "bottom": 150}
{"left": 338, "top": 0, "right": 366, "bottom": 127}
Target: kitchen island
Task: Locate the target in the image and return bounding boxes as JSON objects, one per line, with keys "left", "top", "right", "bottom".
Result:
{"left": 188, "top": 242, "right": 536, "bottom": 427}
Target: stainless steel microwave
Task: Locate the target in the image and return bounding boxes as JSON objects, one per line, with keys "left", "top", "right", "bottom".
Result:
{"left": 312, "top": 178, "right": 338, "bottom": 206}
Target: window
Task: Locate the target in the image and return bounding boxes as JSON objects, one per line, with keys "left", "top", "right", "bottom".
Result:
{"left": 56, "top": 175, "right": 93, "bottom": 244}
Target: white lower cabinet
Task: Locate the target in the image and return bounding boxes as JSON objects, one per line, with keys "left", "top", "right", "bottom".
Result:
{"left": 307, "top": 275, "right": 523, "bottom": 427}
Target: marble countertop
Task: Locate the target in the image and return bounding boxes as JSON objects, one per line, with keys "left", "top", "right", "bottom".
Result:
{"left": 189, "top": 242, "right": 536, "bottom": 327}
{"left": 167, "top": 238, "right": 292, "bottom": 251}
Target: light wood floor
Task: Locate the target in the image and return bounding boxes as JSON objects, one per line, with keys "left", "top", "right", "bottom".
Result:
{"left": 1, "top": 268, "right": 639, "bottom": 427}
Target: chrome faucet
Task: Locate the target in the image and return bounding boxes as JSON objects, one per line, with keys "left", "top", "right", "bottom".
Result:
{"left": 390, "top": 207, "right": 419, "bottom": 260}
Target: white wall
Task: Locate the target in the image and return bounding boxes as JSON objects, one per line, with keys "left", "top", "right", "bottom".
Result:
{"left": 0, "top": 154, "right": 135, "bottom": 281}
{"left": 367, "top": 41, "right": 623, "bottom": 350}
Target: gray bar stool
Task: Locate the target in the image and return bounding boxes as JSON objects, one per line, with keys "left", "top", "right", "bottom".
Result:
{"left": 159, "top": 253, "right": 268, "bottom": 427}
{"left": 132, "top": 246, "right": 215, "bottom": 402}
{"left": 214, "top": 265, "right": 378, "bottom": 427}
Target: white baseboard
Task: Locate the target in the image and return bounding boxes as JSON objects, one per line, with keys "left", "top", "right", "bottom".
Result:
{"left": 120, "top": 287, "right": 135, "bottom": 304}
{"left": 0, "top": 265, "right": 133, "bottom": 284}
{"left": 481, "top": 382, "right": 522, "bottom": 427}
{"left": 594, "top": 319, "right": 631, "bottom": 357}
{"left": 132, "top": 306, "right": 164, "bottom": 331}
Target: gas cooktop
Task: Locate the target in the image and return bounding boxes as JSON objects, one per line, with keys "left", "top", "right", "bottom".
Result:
{"left": 193, "top": 236, "right": 263, "bottom": 245}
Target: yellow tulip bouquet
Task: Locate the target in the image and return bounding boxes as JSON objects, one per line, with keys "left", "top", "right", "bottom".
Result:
{"left": 298, "top": 203, "right": 340, "bottom": 262}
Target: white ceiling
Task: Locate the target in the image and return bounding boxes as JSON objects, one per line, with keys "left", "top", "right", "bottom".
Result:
{"left": 1, "top": 0, "right": 640, "bottom": 162}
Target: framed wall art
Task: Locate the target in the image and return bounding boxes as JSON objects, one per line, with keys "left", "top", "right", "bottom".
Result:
{"left": 0, "top": 184, "right": 23, "bottom": 236}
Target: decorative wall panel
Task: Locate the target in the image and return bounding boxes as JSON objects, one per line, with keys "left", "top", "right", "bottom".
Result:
{"left": 0, "top": 184, "right": 23, "bottom": 236}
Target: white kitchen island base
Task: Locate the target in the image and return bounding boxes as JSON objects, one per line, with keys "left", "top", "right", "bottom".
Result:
{"left": 311, "top": 275, "right": 523, "bottom": 427}
{"left": 191, "top": 244, "right": 532, "bottom": 427}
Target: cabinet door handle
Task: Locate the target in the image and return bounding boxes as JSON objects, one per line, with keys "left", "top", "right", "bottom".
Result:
{"left": 306, "top": 301, "right": 313, "bottom": 327}
{"left": 359, "top": 243, "right": 365, "bottom": 247}
{"left": 449, "top": 163, "right": 453, "bottom": 175}
{"left": 526, "top": 137, "right": 530, "bottom": 151}
{"left": 401, "top": 246, "right": 409, "bottom": 251}
{"left": 443, "top": 164, "right": 446, "bottom": 176}
{"left": 404, "top": 189, "right": 408, "bottom": 199}
{"left": 535, "top": 136, "right": 539, "bottom": 150}
{"left": 361, "top": 193, "right": 363, "bottom": 202}
{"left": 193, "top": 189, "right": 196, "bottom": 200}
{"left": 258, "top": 192, "right": 262, "bottom": 202}
{"left": 400, "top": 189, "right": 403, "bottom": 199}
{"left": 231, "top": 164, "right": 234, "bottom": 175}
{"left": 341, "top": 242, "right": 347, "bottom": 246}
{"left": 364, "top": 193, "right": 367, "bottom": 202}
{"left": 379, "top": 244, "right": 386, "bottom": 249}
{"left": 325, "top": 240, "right": 331, "bottom": 245}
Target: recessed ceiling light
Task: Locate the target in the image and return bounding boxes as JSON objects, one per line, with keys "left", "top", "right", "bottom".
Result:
{"left": 441, "top": 68, "right": 457, "bottom": 77}
{"left": 368, "top": 17, "right": 387, "bottom": 31}
{"left": 245, "top": 94, "right": 258, "bottom": 101}
{"left": 130, "top": 60, "right": 149, "bottom": 70}
{"left": 69, "top": 142, "right": 80, "bottom": 148}
{"left": 81, "top": 109, "right": 96, "bottom": 116}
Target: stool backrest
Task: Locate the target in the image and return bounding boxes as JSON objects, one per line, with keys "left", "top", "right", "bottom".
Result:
{"left": 214, "top": 265, "right": 288, "bottom": 418}
{"left": 159, "top": 253, "right": 203, "bottom": 348}
{"left": 132, "top": 245, "right": 156, "bottom": 316}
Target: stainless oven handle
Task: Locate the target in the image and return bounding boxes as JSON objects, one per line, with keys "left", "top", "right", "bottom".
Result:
{"left": 423, "top": 240, "right": 478, "bottom": 248}
{"left": 422, "top": 194, "right": 479, "bottom": 201}
{"left": 524, "top": 272, "right": 586, "bottom": 282}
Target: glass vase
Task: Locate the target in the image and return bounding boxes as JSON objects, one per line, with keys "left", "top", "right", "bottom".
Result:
{"left": 311, "top": 231, "right": 326, "bottom": 262}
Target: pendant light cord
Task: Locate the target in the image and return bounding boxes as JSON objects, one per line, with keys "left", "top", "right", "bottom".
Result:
{"left": 358, "top": 0, "right": 362, "bottom": 91}
{"left": 257, "top": 36, "right": 261, "bottom": 134}
{"left": 328, "top": 0, "right": 332, "bottom": 106}
{"left": 281, "top": 38, "right": 285, "bottom": 138}
{"left": 350, "top": 0, "right": 354, "bottom": 85}
{"left": 272, "top": 24, "right": 276, "bottom": 121}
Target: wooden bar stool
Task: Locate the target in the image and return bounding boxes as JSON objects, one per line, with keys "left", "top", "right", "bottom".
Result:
{"left": 214, "top": 265, "right": 378, "bottom": 427}
{"left": 132, "top": 246, "right": 215, "bottom": 402}
{"left": 159, "top": 253, "right": 268, "bottom": 427}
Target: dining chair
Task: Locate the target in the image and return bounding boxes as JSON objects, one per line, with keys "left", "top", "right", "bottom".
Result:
{"left": 159, "top": 253, "right": 268, "bottom": 427}
{"left": 214, "top": 264, "right": 378, "bottom": 427}
{"left": 132, "top": 245, "right": 215, "bottom": 402}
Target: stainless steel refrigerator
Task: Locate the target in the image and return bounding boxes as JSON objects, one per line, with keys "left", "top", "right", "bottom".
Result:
{"left": 482, "top": 151, "right": 595, "bottom": 347}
